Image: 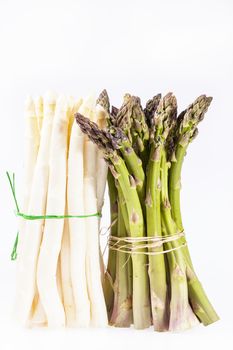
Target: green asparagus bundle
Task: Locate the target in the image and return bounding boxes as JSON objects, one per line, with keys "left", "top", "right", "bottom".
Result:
{"left": 75, "top": 91, "right": 219, "bottom": 331}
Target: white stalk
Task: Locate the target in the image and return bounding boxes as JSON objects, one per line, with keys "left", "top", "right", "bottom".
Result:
{"left": 30, "top": 96, "right": 47, "bottom": 326}
{"left": 14, "top": 92, "right": 56, "bottom": 325}
{"left": 82, "top": 99, "right": 108, "bottom": 327}
{"left": 37, "top": 96, "right": 69, "bottom": 328}
{"left": 60, "top": 97, "right": 83, "bottom": 327}
{"left": 67, "top": 99, "right": 91, "bottom": 327}
{"left": 17, "top": 97, "right": 40, "bottom": 258}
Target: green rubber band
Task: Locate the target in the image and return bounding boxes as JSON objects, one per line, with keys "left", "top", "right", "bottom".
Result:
{"left": 7, "top": 171, "right": 101, "bottom": 261}
{"left": 16, "top": 212, "right": 101, "bottom": 220}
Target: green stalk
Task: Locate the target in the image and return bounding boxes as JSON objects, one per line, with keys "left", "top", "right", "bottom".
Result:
{"left": 117, "top": 186, "right": 133, "bottom": 322}
{"left": 186, "top": 267, "right": 219, "bottom": 325}
{"left": 169, "top": 145, "right": 219, "bottom": 325}
{"left": 168, "top": 144, "right": 194, "bottom": 269}
{"left": 146, "top": 144, "right": 168, "bottom": 331}
{"left": 110, "top": 188, "right": 133, "bottom": 327}
{"left": 112, "top": 156, "right": 151, "bottom": 329}
{"left": 160, "top": 150, "right": 198, "bottom": 331}
{"left": 103, "top": 172, "right": 118, "bottom": 319}
{"left": 169, "top": 144, "right": 187, "bottom": 231}
{"left": 119, "top": 138, "right": 146, "bottom": 216}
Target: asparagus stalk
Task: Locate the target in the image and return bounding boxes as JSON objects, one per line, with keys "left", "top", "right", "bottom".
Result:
{"left": 84, "top": 138, "right": 108, "bottom": 327}
{"left": 109, "top": 158, "right": 150, "bottom": 329}
{"left": 67, "top": 99, "right": 91, "bottom": 327}
{"left": 60, "top": 97, "right": 82, "bottom": 327}
{"left": 81, "top": 98, "right": 108, "bottom": 327}
{"left": 22, "top": 96, "right": 45, "bottom": 326}
{"left": 37, "top": 96, "right": 69, "bottom": 327}
{"left": 168, "top": 95, "right": 219, "bottom": 325}
{"left": 169, "top": 95, "right": 212, "bottom": 232}
{"left": 29, "top": 116, "right": 46, "bottom": 323}
{"left": 103, "top": 171, "right": 118, "bottom": 318}
{"left": 110, "top": 186, "right": 132, "bottom": 327}
{"left": 160, "top": 149, "right": 199, "bottom": 331}
{"left": 17, "top": 97, "right": 44, "bottom": 326}
{"left": 17, "top": 97, "right": 40, "bottom": 258}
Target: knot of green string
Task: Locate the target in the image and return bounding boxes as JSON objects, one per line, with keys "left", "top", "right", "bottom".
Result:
{"left": 6, "top": 172, "right": 101, "bottom": 261}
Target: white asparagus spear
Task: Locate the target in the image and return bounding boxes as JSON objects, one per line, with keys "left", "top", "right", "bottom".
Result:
{"left": 60, "top": 98, "right": 83, "bottom": 327}
{"left": 37, "top": 96, "right": 69, "bottom": 327}
{"left": 14, "top": 92, "right": 56, "bottom": 324}
{"left": 29, "top": 96, "right": 47, "bottom": 326}
{"left": 17, "top": 97, "right": 40, "bottom": 259}
{"left": 82, "top": 99, "right": 108, "bottom": 327}
{"left": 67, "top": 99, "right": 91, "bottom": 327}
{"left": 84, "top": 141, "right": 108, "bottom": 327}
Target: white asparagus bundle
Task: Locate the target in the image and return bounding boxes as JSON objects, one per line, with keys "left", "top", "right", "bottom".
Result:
{"left": 14, "top": 92, "right": 108, "bottom": 328}
{"left": 31, "top": 97, "right": 80, "bottom": 327}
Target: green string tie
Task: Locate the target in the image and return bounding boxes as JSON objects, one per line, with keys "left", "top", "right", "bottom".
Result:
{"left": 6, "top": 172, "right": 101, "bottom": 261}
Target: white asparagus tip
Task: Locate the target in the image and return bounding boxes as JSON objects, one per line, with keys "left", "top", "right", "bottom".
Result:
{"left": 25, "top": 96, "right": 35, "bottom": 112}
{"left": 79, "top": 95, "right": 95, "bottom": 113}
{"left": 44, "top": 91, "right": 57, "bottom": 104}
{"left": 67, "top": 95, "right": 75, "bottom": 109}
{"left": 79, "top": 95, "right": 97, "bottom": 122}
{"left": 34, "top": 95, "right": 43, "bottom": 108}
{"left": 73, "top": 98, "right": 83, "bottom": 113}
{"left": 56, "top": 95, "right": 68, "bottom": 112}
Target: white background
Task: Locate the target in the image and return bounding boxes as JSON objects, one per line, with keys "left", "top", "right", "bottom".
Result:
{"left": 0, "top": 0, "right": 233, "bottom": 349}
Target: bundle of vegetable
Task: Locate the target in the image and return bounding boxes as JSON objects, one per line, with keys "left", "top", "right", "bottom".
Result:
{"left": 76, "top": 91, "right": 219, "bottom": 331}
{"left": 13, "top": 92, "right": 108, "bottom": 327}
